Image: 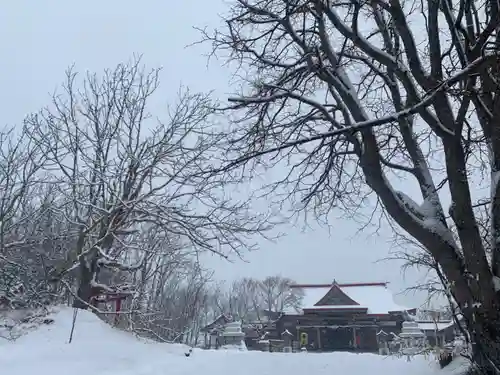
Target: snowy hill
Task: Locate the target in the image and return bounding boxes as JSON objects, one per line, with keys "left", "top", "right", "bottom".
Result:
{"left": 0, "top": 307, "right": 469, "bottom": 375}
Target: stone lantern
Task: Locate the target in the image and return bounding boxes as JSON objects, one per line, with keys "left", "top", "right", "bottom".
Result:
{"left": 221, "top": 321, "right": 247, "bottom": 350}
{"left": 399, "top": 321, "right": 425, "bottom": 355}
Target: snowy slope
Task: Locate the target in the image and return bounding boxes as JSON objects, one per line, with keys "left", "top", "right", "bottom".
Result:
{"left": 0, "top": 307, "right": 469, "bottom": 375}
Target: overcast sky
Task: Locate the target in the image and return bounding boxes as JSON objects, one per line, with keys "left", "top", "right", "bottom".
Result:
{"left": 1, "top": 0, "right": 436, "bottom": 308}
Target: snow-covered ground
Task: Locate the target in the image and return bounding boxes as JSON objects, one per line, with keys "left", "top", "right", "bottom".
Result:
{"left": 0, "top": 307, "right": 469, "bottom": 375}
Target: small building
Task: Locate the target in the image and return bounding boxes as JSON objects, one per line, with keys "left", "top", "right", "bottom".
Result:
{"left": 274, "top": 281, "right": 416, "bottom": 353}
{"left": 376, "top": 329, "right": 390, "bottom": 355}
{"left": 416, "top": 320, "right": 457, "bottom": 347}
{"left": 281, "top": 329, "right": 294, "bottom": 352}
{"left": 242, "top": 310, "right": 282, "bottom": 350}
{"left": 200, "top": 314, "right": 232, "bottom": 349}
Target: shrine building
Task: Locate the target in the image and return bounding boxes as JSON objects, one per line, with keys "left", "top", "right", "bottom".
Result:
{"left": 274, "top": 281, "right": 416, "bottom": 352}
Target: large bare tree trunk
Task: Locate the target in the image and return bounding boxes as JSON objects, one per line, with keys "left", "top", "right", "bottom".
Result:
{"left": 202, "top": 0, "right": 500, "bottom": 371}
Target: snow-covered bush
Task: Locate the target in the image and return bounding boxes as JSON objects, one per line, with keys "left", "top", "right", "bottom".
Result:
{"left": 0, "top": 307, "right": 53, "bottom": 341}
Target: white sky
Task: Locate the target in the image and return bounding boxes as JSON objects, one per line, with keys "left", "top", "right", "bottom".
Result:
{"left": 0, "top": 0, "right": 438, "bottom": 307}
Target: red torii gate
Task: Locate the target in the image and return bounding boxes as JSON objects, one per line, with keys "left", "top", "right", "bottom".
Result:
{"left": 90, "top": 291, "right": 130, "bottom": 325}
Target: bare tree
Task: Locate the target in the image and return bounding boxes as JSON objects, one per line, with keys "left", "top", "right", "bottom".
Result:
{"left": 26, "top": 57, "right": 270, "bottom": 310}
{"left": 208, "top": 281, "right": 234, "bottom": 316}
{"left": 202, "top": 0, "right": 500, "bottom": 370}
{"left": 260, "top": 276, "right": 303, "bottom": 313}
{"left": 125, "top": 258, "right": 212, "bottom": 345}
{"left": 225, "top": 277, "right": 261, "bottom": 321}
{"left": 208, "top": 276, "right": 303, "bottom": 321}
{"left": 0, "top": 126, "right": 45, "bottom": 254}
{"left": 0, "top": 125, "right": 53, "bottom": 308}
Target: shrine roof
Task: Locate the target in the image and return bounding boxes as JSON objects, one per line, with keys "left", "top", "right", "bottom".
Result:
{"left": 416, "top": 320, "right": 455, "bottom": 332}
{"left": 200, "top": 314, "right": 232, "bottom": 332}
{"left": 288, "top": 282, "right": 413, "bottom": 315}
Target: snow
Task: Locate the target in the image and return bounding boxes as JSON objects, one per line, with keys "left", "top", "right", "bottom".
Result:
{"left": 299, "top": 286, "right": 332, "bottom": 310}
{"left": 416, "top": 321, "right": 455, "bottom": 332}
{"left": 422, "top": 216, "right": 457, "bottom": 249}
{"left": 296, "top": 284, "right": 410, "bottom": 314}
{"left": 0, "top": 307, "right": 470, "bottom": 375}
{"left": 303, "top": 305, "right": 368, "bottom": 310}
{"left": 341, "top": 284, "right": 411, "bottom": 314}
{"left": 387, "top": 183, "right": 457, "bottom": 252}
{"left": 396, "top": 191, "right": 422, "bottom": 217}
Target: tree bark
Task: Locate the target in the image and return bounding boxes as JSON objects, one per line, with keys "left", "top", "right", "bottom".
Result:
{"left": 72, "top": 256, "right": 97, "bottom": 310}
{"left": 470, "top": 316, "right": 500, "bottom": 374}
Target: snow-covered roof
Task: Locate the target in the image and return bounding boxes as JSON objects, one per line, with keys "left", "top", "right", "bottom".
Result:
{"left": 300, "top": 305, "right": 366, "bottom": 310}
{"left": 281, "top": 329, "right": 293, "bottom": 336}
{"left": 282, "top": 305, "right": 302, "bottom": 314}
{"left": 416, "top": 321, "right": 455, "bottom": 332}
{"left": 341, "top": 284, "right": 410, "bottom": 314}
{"left": 289, "top": 282, "right": 412, "bottom": 315}
{"left": 299, "top": 285, "right": 332, "bottom": 309}
{"left": 200, "top": 314, "right": 232, "bottom": 332}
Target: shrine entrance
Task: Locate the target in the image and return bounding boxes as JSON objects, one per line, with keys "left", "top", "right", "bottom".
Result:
{"left": 321, "top": 326, "right": 353, "bottom": 351}
{"left": 295, "top": 323, "right": 380, "bottom": 352}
